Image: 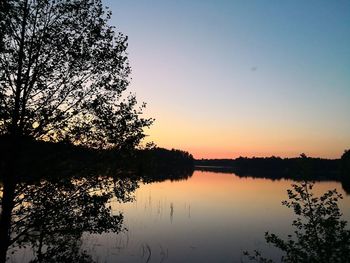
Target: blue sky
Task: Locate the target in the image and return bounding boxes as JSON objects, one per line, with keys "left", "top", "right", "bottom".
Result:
{"left": 104, "top": 0, "right": 350, "bottom": 158}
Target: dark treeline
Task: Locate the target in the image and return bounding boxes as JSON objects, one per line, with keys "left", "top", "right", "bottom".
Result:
{"left": 196, "top": 152, "right": 350, "bottom": 193}
{"left": 0, "top": 136, "right": 194, "bottom": 183}
{"left": 135, "top": 147, "right": 194, "bottom": 183}
{"left": 196, "top": 156, "right": 339, "bottom": 179}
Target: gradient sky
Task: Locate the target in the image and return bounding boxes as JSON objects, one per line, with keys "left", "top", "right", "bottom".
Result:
{"left": 105, "top": 0, "right": 350, "bottom": 159}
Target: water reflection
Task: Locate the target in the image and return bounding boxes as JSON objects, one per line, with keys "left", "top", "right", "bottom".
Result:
{"left": 93, "top": 171, "right": 350, "bottom": 263}
{"left": 0, "top": 165, "right": 194, "bottom": 263}
{"left": 196, "top": 166, "right": 350, "bottom": 195}
{"left": 2, "top": 167, "right": 349, "bottom": 262}
{"left": 1, "top": 175, "right": 139, "bottom": 263}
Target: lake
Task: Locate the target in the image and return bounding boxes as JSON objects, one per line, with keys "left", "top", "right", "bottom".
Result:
{"left": 84, "top": 170, "right": 350, "bottom": 263}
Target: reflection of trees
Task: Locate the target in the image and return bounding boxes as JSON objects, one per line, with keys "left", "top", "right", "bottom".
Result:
{"left": 341, "top": 150, "right": 350, "bottom": 195}
{"left": 196, "top": 166, "right": 350, "bottom": 195}
{"left": 2, "top": 175, "right": 138, "bottom": 263}
{"left": 141, "top": 167, "right": 194, "bottom": 184}
{"left": 135, "top": 148, "right": 194, "bottom": 183}
{"left": 0, "top": 139, "right": 194, "bottom": 262}
{"left": 196, "top": 156, "right": 339, "bottom": 180}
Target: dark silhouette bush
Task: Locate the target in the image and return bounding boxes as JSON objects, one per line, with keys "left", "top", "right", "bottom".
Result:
{"left": 244, "top": 181, "right": 350, "bottom": 263}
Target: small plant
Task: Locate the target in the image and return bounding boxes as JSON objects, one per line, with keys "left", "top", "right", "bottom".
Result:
{"left": 244, "top": 181, "right": 350, "bottom": 263}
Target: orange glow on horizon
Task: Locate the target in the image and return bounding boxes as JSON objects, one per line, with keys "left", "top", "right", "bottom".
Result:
{"left": 142, "top": 114, "right": 349, "bottom": 160}
{"left": 186, "top": 148, "right": 345, "bottom": 160}
{"left": 143, "top": 141, "right": 347, "bottom": 160}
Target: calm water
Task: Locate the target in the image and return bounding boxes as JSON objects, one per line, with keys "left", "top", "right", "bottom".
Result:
{"left": 76, "top": 171, "right": 350, "bottom": 263}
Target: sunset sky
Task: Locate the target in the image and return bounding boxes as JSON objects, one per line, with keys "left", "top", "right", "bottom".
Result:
{"left": 105, "top": 0, "right": 350, "bottom": 159}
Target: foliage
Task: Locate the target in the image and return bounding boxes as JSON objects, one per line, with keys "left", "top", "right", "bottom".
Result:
{"left": 341, "top": 150, "right": 350, "bottom": 175}
{"left": 244, "top": 181, "right": 350, "bottom": 263}
{"left": 0, "top": 0, "right": 152, "bottom": 149}
{"left": 195, "top": 156, "right": 339, "bottom": 179}
{"left": 6, "top": 175, "right": 138, "bottom": 262}
{"left": 134, "top": 147, "right": 194, "bottom": 182}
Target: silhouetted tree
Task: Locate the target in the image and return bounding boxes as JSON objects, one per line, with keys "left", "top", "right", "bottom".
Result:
{"left": 0, "top": 0, "right": 152, "bottom": 148}
{"left": 0, "top": 1, "right": 9, "bottom": 52}
{"left": 0, "top": 1, "right": 153, "bottom": 261}
{"left": 244, "top": 181, "right": 350, "bottom": 263}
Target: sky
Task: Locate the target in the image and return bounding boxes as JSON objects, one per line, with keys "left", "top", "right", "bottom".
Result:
{"left": 104, "top": 0, "right": 350, "bottom": 159}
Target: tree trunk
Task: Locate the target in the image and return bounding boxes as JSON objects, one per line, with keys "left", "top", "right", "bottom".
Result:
{"left": 0, "top": 179, "right": 16, "bottom": 263}
{"left": 0, "top": 136, "right": 20, "bottom": 263}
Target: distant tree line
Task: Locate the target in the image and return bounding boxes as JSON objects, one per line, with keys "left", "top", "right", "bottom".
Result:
{"left": 196, "top": 154, "right": 348, "bottom": 180}
{"left": 0, "top": 135, "right": 194, "bottom": 183}
{"left": 196, "top": 152, "right": 350, "bottom": 194}
{"left": 134, "top": 147, "right": 194, "bottom": 183}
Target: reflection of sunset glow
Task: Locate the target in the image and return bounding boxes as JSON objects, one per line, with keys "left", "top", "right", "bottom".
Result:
{"left": 113, "top": 171, "right": 350, "bottom": 232}
{"left": 104, "top": 171, "right": 350, "bottom": 262}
